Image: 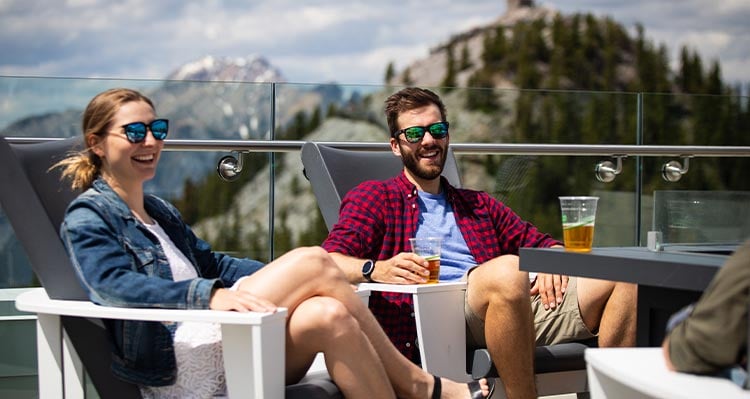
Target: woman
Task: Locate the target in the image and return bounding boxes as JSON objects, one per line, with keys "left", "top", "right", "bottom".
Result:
{"left": 57, "top": 88, "right": 491, "bottom": 399}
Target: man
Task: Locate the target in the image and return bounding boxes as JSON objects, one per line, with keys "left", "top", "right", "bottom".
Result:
{"left": 322, "top": 87, "right": 636, "bottom": 399}
{"left": 662, "top": 239, "right": 750, "bottom": 387}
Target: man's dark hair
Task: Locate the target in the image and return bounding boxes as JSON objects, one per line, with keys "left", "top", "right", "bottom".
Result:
{"left": 384, "top": 87, "right": 447, "bottom": 135}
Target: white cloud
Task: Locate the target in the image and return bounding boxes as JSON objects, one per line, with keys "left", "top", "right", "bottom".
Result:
{"left": 0, "top": 0, "right": 747, "bottom": 84}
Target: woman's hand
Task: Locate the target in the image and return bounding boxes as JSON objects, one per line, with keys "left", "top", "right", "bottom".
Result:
{"left": 209, "top": 288, "right": 277, "bottom": 313}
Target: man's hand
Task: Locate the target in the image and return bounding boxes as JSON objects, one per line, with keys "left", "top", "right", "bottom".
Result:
{"left": 371, "top": 253, "right": 430, "bottom": 284}
{"left": 530, "top": 273, "right": 569, "bottom": 310}
{"left": 209, "top": 288, "right": 277, "bottom": 313}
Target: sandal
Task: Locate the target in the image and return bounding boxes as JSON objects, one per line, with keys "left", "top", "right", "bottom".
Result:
{"left": 431, "top": 375, "right": 496, "bottom": 399}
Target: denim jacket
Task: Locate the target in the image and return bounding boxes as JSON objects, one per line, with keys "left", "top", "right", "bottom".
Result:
{"left": 60, "top": 177, "right": 264, "bottom": 386}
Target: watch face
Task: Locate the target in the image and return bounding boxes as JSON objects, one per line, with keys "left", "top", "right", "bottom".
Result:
{"left": 362, "top": 260, "right": 374, "bottom": 276}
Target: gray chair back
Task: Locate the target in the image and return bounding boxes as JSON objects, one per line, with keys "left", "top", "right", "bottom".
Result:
{"left": 0, "top": 137, "right": 86, "bottom": 300}
{"left": 301, "top": 141, "right": 461, "bottom": 231}
{"left": 0, "top": 136, "right": 343, "bottom": 399}
{"left": 300, "top": 140, "right": 591, "bottom": 392}
{"left": 0, "top": 136, "right": 142, "bottom": 398}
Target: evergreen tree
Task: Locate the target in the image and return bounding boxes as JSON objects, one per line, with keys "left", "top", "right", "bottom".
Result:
{"left": 565, "top": 15, "right": 583, "bottom": 80}
{"left": 298, "top": 210, "right": 329, "bottom": 247}
{"left": 466, "top": 71, "right": 499, "bottom": 112}
{"left": 402, "top": 67, "right": 414, "bottom": 86}
{"left": 442, "top": 44, "right": 457, "bottom": 91}
{"left": 706, "top": 60, "right": 723, "bottom": 95}
{"left": 384, "top": 61, "right": 395, "bottom": 84}
{"left": 530, "top": 19, "right": 549, "bottom": 63}
{"left": 326, "top": 102, "right": 339, "bottom": 118}
{"left": 460, "top": 43, "right": 473, "bottom": 71}
{"left": 308, "top": 107, "right": 322, "bottom": 132}
{"left": 513, "top": 22, "right": 541, "bottom": 88}
{"left": 547, "top": 15, "right": 567, "bottom": 89}
{"left": 273, "top": 208, "right": 294, "bottom": 259}
{"left": 482, "top": 26, "right": 507, "bottom": 67}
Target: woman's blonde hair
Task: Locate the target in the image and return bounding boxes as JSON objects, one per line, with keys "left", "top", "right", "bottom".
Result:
{"left": 56, "top": 88, "right": 155, "bottom": 190}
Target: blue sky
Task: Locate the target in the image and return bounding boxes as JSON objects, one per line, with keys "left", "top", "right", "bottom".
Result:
{"left": 1, "top": 0, "right": 748, "bottom": 86}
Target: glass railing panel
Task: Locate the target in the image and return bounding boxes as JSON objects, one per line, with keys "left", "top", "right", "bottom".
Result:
{"left": 478, "top": 154, "right": 639, "bottom": 247}
{"left": 0, "top": 77, "right": 277, "bottom": 278}
{"left": 275, "top": 83, "right": 390, "bottom": 142}
{"left": 653, "top": 190, "right": 750, "bottom": 248}
{"left": 2, "top": 76, "right": 748, "bottom": 398}
{"left": 0, "top": 211, "right": 36, "bottom": 289}
{"left": 640, "top": 92, "right": 750, "bottom": 247}
{"left": 277, "top": 84, "right": 642, "bottom": 248}
{"left": 0, "top": 77, "right": 165, "bottom": 136}
{"left": 168, "top": 149, "right": 274, "bottom": 262}
{"left": 455, "top": 87, "right": 640, "bottom": 145}
{"left": 0, "top": 289, "right": 37, "bottom": 399}
{"left": 272, "top": 83, "right": 391, "bottom": 255}
{"left": 460, "top": 88, "right": 642, "bottom": 247}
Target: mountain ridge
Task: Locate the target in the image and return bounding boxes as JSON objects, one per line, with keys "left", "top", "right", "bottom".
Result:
{"left": 165, "top": 55, "right": 286, "bottom": 83}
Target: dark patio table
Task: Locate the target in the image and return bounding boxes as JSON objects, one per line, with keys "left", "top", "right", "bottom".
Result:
{"left": 519, "top": 245, "right": 734, "bottom": 346}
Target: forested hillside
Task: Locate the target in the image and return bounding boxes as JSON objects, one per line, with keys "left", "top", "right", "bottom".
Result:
{"left": 179, "top": 5, "right": 749, "bottom": 260}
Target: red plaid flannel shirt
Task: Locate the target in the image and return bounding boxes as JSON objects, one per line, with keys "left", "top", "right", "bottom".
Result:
{"left": 322, "top": 172, "right": 560, "bottom": 362}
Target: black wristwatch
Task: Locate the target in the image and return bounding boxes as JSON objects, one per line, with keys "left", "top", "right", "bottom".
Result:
{"left": 361, "top": 259, "right": 375, "bottom": 282}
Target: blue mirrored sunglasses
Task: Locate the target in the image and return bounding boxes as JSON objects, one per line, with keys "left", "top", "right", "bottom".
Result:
{"left": 393, "top": 121, "right": 449, "bottom": 143}
{"left": 121, "top": 119, "right": 169, "bottom": 143}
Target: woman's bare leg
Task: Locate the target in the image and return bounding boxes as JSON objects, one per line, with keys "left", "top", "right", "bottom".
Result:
{"left": 239, "top": 246, "right": 490, "bottom": 399}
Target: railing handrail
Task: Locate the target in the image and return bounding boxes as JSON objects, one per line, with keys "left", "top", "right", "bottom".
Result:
{"left": 7, "top": 137, "right": 750, "bottom": 157}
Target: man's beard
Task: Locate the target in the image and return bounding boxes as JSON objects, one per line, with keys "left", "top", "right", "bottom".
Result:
{"left": 400, "top": 144, "right": 446, "bottom": 180}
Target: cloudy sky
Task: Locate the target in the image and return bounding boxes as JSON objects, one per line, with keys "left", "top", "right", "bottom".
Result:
{"left": 1, "top": 0, "right": 748, "bottom": 86}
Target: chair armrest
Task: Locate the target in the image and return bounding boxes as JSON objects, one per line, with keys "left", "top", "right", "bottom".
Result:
{"left": 16, "top": 288, "right": 287, "bottom": 399}
{"left": 586, "top": 348, "right": 748, "bottom": 398}
{"left": 355, "top": 287, "right": 371, "bottom": 305}
{"left": 15, "top": 288, "right": 287, "bottom": 324}
{"left": 359, "top": 282, "right": 471, "bottom": 381}
{"left": 358, "top": 281, "right": 466, "bottom": 294}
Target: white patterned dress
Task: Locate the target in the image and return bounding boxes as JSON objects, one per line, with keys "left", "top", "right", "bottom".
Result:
{"left": 138, "top": 220, "right": 229, "bottom": 399}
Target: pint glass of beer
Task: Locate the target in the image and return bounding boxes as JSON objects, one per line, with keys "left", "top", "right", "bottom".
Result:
{"left": 409, "top": 237, "right": 442, "bottom": 284}
{"left": 559, "top": 196, "right": 599, "bottom": 253}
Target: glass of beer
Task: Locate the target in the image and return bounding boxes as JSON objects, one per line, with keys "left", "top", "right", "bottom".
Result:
{"left": 559, "top": 196, "right": 599, "bottom": 253}
{"left": 409, "top": 237, "right": 442, "bottom": 284}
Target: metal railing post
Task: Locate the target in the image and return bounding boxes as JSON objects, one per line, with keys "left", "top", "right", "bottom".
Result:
{"left": 268, "top": 83, "right": 277, "bottom": 260}
{"left": 635, "top": 92, "right": 644, "bottom": 246}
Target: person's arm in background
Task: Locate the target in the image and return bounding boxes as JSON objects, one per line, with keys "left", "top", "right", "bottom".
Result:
{"left": 662, "top": 239, "right": 750, "bottom": 374}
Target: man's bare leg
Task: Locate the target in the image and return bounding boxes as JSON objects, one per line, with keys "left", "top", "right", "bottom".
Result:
{"left": 467, "top": 255, "right": 537, "bottom": 399}
{"left": 598, "top": 282, "right": 637, "bottom": 346}
{"left": 577, "top": 278, "right": 637, "bottom": 347}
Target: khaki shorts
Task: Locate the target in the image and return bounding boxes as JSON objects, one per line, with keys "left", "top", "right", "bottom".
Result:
{"left": 465, "top": 277, "right": 595, "bottom": 349}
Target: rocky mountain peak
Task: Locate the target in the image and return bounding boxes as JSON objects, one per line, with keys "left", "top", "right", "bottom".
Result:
{"left": 391, "top": 1, "right": 558, "bottom": 89}
{"left": 165, "top": 55, "right": 286, "bottom": 82}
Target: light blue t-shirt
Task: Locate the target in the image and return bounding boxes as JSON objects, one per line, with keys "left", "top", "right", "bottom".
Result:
{"left": 415, "top": 190, "right": 477, "bottom": 281}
